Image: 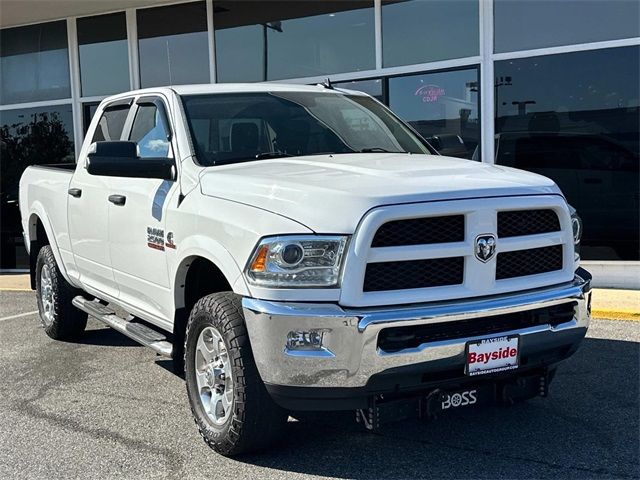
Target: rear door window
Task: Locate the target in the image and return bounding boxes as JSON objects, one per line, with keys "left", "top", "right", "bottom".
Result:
{"left": 90, "top": 104, "right": 129, "bottom": 143}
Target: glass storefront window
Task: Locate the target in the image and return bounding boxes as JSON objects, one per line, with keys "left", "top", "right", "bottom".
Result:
{"left": 0, "top": 105, "right": 74, "bottom": 268}
{"left": 495, "top": 0, "right": 640, "bottom": 53}
{"left": 388, "top": 68, "right": 480, "bottom": 159}
{"left": 137, "top": 1, "right": 209, "bottom": 87}
{"left": 77, "top": 13, "right": 130, "bottom": 97}
{"left": 214, "top": 1, "right": 375, "bottom": 82}
{"left": 381, "top": 0, "right": 479, "bottom": 68}
{"left": 494, "top": 47, "right": 639, "bottom": 260}
{"left": 335, "top": 78, "right": 384, "bottom": 102}
{"left": 0, "top": 21, "right": 70, "bottom": 105}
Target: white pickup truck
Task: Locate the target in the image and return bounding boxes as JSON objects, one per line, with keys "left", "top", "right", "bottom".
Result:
{"left": 19, "top": 83, "right": 591, "bottom": 455}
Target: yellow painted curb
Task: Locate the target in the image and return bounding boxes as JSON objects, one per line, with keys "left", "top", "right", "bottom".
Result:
{"left": 0, "top": 288, "right": 32, "bottom": 292}
{"left": 592, "top": 310, "right": 640, "bottom": 322}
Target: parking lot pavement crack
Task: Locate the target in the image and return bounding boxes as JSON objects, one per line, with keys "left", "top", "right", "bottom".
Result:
{"left": 15, "top": 392, "right": 185, "bottom": 480}
{"left": 51, "top": 386, "right": 179, "bottom": 407}
{"left": 8, "top": 366, "right": 186, "bottom": 480}
{"left": 373, "top": 431, "right": 637, "bottom": 479}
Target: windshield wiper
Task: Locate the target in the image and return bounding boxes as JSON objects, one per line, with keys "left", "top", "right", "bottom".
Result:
{"left": 254, "top": 152, "right": 295, "bottom": 160}
{"left": 359, "top": 147, "right": 406, "bottom": 153}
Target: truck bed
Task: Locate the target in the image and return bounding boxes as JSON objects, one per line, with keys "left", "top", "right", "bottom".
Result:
{"left": 19, "top": 164, "right": 76, "bottom": 263}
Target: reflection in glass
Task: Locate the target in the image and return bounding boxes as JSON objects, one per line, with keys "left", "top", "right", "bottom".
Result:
{"left": 0, "top": 106, "right": 74, "bottom": 268}
{"left": 382, "top": 0, "right": 479, "bottom": 67}
{"left": 0, "top": 21, "right": 70, "bottom": 104}
{"left": 495, "top": 0, "right": 640, "bottom": 53}
{"left": 214, "top": 1, "right": 375, "bottom": 82}
{"left": 495, "top": 47, "right": 640, "bottom": 260}
{"left": 388, "top": 68, "right": 480, "bottom": 159}
{"left": 335, "top": 78, "right": 384, "bottom": 102}
{"left": 77, "top": 13, "right": 130, "bottom": 97}
{"left": 137, "top": 2, "right": 209, "bottom": 87}
{"left": 129, "top": 105, "right": 171, "bottom": 158}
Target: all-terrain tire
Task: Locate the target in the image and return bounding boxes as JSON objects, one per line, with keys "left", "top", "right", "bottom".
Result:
{"left": 184, "top": 292, "right": 287, "bottom": 456}
{"left": 35, "top": 245, "right": 88, "bottom": 339}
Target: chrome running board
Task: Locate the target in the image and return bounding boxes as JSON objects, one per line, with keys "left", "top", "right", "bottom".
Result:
{"left": 72, "top": 296, "right": 173, "bottom": 357}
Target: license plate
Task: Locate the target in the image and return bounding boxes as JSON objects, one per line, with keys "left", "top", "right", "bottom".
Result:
{"left": 465, "top": 335, "right": 520, "bottom": 376}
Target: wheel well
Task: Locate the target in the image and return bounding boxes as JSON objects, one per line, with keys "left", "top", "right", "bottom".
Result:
{"left": 172, "top": 257, "right": 233, "bottom": 369}
{"left": 29, "top": 215, "right": 49, "bottom": 290}
{"left": 181, "top": 257, "right": 233, "bottom": 314}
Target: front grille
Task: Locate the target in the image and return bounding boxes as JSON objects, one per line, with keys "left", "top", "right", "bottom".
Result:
{"left": 377, "top": 302, "right": 576, "bottom": 352}
{"left": 363, "top": 257, "right": 464, "bottom": 292}
{"left": 498, "top": 209, "right": 560, "bottom": 238}
{"left": 371, "top": 215, "right": 464, "bottom": 247}
{"left": 496, "top": 245, "right": 563, "bottom": 280}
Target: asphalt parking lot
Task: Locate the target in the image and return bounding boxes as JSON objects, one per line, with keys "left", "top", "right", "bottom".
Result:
{"left": 0, "top": 290, "right": 638, "bottom": 480}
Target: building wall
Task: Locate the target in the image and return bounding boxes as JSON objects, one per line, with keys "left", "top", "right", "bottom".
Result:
{"left": 1, "top": 0, "right": 639, "bottom": 270}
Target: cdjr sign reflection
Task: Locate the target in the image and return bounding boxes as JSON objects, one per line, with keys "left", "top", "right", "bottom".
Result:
{"left": 415, "top": 84, "right": 445, "bottom": 103}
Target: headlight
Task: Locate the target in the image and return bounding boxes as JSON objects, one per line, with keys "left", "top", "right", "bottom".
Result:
{"left": 245, "top": 235, "right": 348, "bottom": 288}
{"left": 569, "top": 205, "right": 582, "bottom": 260}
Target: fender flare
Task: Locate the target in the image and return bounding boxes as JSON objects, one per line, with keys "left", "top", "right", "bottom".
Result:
{"left": 172, "top": 234, "right": 251, "bottom": 309}
{"left": 27, "top": 202, "right": 74, "bottom": 285}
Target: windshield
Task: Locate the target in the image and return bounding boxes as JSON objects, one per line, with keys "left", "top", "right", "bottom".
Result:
{"left": 181, "top": 91, "right": 432, "bottom": 166}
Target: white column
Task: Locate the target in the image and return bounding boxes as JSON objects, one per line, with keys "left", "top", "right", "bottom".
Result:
{"left": 479, "top": 0, "right": 495, "bottom": 164}
{"left": 374, "top": 0, "right": 383, "bottom": 70}
{"left": 66, "top": 17, "right": 83, "bottom": 160}
{"left": 206, "top": 0, "right": 217, "bottom": 83}
{"left": 126, "top": 9, "right": 141, "bottom": 90}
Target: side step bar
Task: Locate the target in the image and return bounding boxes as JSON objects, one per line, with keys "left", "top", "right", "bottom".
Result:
{"left": 72, "top": 296, "right": 173, "bottom": 357}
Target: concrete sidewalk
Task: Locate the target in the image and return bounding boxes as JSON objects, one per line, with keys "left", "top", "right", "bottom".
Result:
{"left": 1, "top": 273, "right": 637, "bottom": 320}
{"left": 0, "top": 273, "right": 30, "bottom": 291}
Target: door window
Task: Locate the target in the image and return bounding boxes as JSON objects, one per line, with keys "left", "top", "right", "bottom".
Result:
{"left": 128, "top": 104, "right": 171, "bottom": 158}
{"left": 90, "top": 105, "right": 129, "bottom": 143}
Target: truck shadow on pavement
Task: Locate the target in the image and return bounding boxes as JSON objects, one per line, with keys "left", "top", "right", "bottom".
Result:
{"left": 234, "top": 337, "right": 639, "bottom": 479}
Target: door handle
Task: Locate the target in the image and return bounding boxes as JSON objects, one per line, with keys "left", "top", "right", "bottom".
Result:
{"left": 108, "top": 194, "right": 126, "bottom": 206}
{"left": 68, "top": 188, "right": 82, "bottom": 198}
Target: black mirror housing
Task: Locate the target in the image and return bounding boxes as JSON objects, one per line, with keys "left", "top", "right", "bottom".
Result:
{"left": 87, "top": 141, "right": 175, "bottom": 180}
{"left": 89, "top": 140, "right": 138, "bottom": 159}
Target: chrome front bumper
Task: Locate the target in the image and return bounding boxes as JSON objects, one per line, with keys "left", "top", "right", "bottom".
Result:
{"left": 243, "top": 270, "right": 591, "bottom": 391}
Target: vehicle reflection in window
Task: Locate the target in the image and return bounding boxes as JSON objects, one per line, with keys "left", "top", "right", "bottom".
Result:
{"left": 495, "top": 132, "right": 639, "bottom": 260}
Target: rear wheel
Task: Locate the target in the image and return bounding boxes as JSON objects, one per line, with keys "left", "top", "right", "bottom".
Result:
{"left": 184, "top": 292, "right": 287, "bottom": 456}
{"left": 35, "top": 245, "right": 87, "bottom": 339}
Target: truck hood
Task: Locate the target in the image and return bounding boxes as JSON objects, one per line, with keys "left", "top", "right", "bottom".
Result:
{"left": 199, "top": 153, "right": 562, "bottom": 233}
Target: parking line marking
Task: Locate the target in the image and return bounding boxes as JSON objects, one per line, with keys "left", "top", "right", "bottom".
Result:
{"left": 0, "top": 310, "right": 38, "bottom": 322}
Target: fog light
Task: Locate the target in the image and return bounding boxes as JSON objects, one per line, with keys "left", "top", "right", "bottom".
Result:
{"left": 286, "top": 329, "right": 327, "bottom": 351}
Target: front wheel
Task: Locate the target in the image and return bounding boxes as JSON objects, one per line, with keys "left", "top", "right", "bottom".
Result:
{"left": 35, "top": 245, "right": 87, "bottom": 339}
{"left": 184, "top": 292, "right": 287, "bottom": 456}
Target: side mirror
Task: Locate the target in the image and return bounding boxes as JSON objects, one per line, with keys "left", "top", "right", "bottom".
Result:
{"left": 86, "top": 141, "right": 175, "bottom": 180}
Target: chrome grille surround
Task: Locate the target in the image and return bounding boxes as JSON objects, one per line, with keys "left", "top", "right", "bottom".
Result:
{"left": 339, "top": 195, "right": 576, "bottom": 308}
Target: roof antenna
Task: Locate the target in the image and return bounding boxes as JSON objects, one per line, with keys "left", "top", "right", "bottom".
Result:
{"left": 321, "top": 77, "right": 334, "bottom": 89}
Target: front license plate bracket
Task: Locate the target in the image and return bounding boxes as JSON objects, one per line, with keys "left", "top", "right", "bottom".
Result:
{"left": 465, "top": 335, "right": 520, "bottom": 376}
